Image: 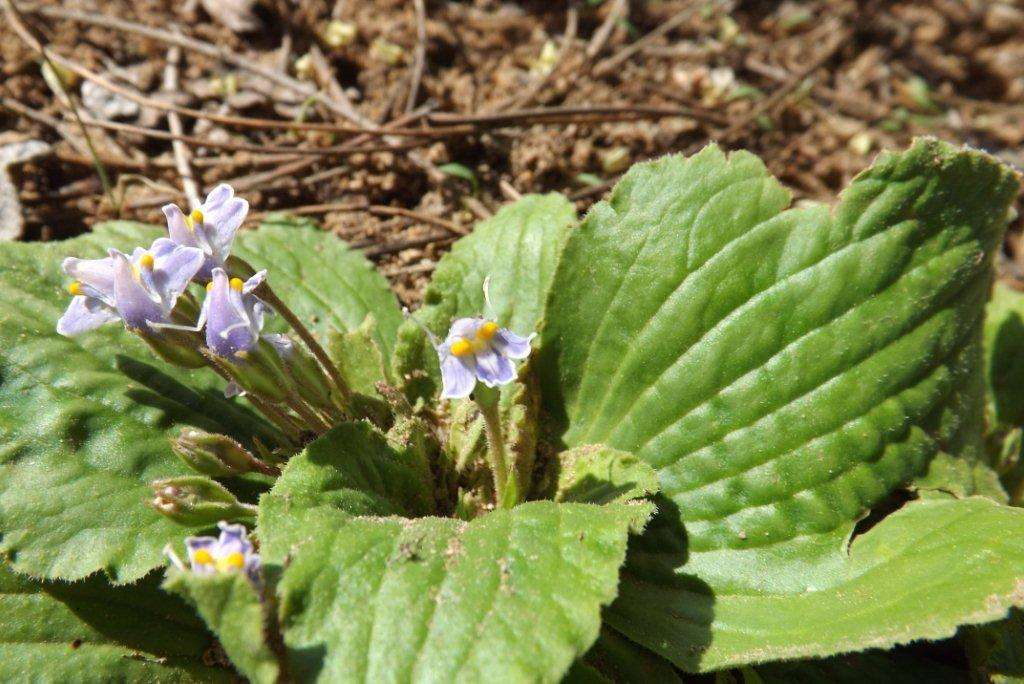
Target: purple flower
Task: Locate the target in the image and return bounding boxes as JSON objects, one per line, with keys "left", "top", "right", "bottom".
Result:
{"left": 163, "top": 184, "right": 248, "bottom": 280}
{"left": 199, "top": 267, "right": 268, "bottom": 360}
{"left": 57, "top": 238, "right": 204, "bottom": 336}
{"left": 437, "top": 317, "right": 534, "bottom": 399}
{"left": 184, "top": 521, "right": 260, "bottom": 582}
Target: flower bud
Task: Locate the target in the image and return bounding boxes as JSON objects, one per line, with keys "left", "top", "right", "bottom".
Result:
{"left": 268, "top": 334, "right": 337, "bottom": 413}
{"left": 139, "top": 328, "right": 207, "bottom": 368}
{"left": 171, "top": 428, "right": 258, "bottom": 477}
{"left": 149, "top": 476, "right": 256, "bottom": 526}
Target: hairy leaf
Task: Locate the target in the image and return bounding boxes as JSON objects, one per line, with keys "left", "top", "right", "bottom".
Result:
{"left": 263, "top": 421, "right": 435, "bottom": 518}
{"left": 0, "top": 562, "right": 227, "bottom": 682}
{"left": 163, "top": 570, "right": 279, "bottom": 684}
{"left": 0, "top": 221, "right": 401, "bottom": 582}
{"left": 260, "top": 500, "right": 651, "bottom": 683}
{"left": 554, "top": 444, "right": 660, "bottom": 505}
{"left": 539, "top": 139, "right": 1023, "bottom": 667}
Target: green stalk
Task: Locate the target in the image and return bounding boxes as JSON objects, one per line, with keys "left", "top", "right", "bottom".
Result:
{"left": 474, "top": 385, "right": 519, "bottom": 509}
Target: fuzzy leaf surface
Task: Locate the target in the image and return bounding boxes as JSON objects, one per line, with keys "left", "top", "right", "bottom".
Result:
{"left": 538, "top": 139, "right": 1024, "bottom": 667}
{"left": 259, "top": 500, "right": 651, "bottom": 684}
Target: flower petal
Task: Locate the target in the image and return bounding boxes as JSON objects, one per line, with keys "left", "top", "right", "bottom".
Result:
{"left": 62, "top": 255, "right": 116, "bottom": 304}
{"left": 474, "top": 348, "right": 516, "bottom": 387}
{"left": 202, "top": 184, "right": 233, "bottom": 212}
{"left": 185, "top": 535, "right": 218, "bottom": 574}
{"left": 56, "top": 295, "right": 119, "bottom": 336}
{"left": 242, "top": 270, "right": 266, "bottom": 294}
{"left": 216, "top": 521, "right": 253, "bottom": 555}
{"left": 445, "top": 317, "right": 483, "bottom": 344}
{"left": 111, "top": 250, "right": 164, "bottom": 330}
{"left": 494, "top": 329, "right": 535, "bottom": 359}
{"left": 440, "top": 353, "right": 476, "bottom": 399}
{"left": 205, "top": 268, "right": 258, "bottom": 358}
{"left": 205, "top": 196, "right": 248, "bottom": 257}
{"left": 162, "top": 204, "right": 198, "bottom": 250}
{"left": 149, "top": 239, "right": 204, "bottom": 309}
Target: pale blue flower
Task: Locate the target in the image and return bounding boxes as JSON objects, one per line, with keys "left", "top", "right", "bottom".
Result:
{"left": 184, "top": 521, "right": 260, "bottom": 582}
{"left": 163, "top": 184, "right": 248, "bottom": 280}
{"left": 57, "top": 238, "right": 204, "bottom": 336}
{"left": 437, "top": 317, "right": 533, "bottom": 399}
{"left": 199, "top": 267, "right": 268, "bottom": 360}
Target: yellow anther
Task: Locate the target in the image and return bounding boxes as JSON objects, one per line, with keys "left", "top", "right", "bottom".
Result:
{"left": 206, "top": 281, "right": 215, "bottom": 292}
{"left": 138, "top": 252, "right": 155, "bottom": 270}
{"left": 450, "top": 338, "right": 473, "bottom": 357}
{"left": 216, "top": 552, "right": 245, "bottom": 572}
{"left": 476, "top": 321, "right": 499, "bottom": 341}
{"left": 229, "top": 277, "right": 244, "bottom": 292}
{"left": 68, "top": 281, "right": 83, "bottom": 296}
{"left": 190, "top": 208, "right": 204, "bottom": 225}
{"left": 192, "top": 549, "right": 214, "bottom": 565}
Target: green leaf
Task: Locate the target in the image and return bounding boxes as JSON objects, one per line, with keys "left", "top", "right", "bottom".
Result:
{"left": 393, "top": 193, "right": 575, "bottom": 397}
{"left": 985, "top": 282, "right": 1024, "bottom": 428}
{"left": 259, "top": 500, "right": 652, "bottom": 683}
{"left": 0, "top": 220, "right": 402, "bottom": 583}
{"left": 538, "top": 139, "right": 1023, "bottom": 667}
{"left": 327, "top": 314, "right": 391, "bottom": 394}
{"left": 0, "top": 562, "right": 228, "bottom": 681}
{"left": 554, "top": 444, "right": 660, "bottom": 505}
{"left": 263, "top": 421, "right": 435, "bottom": 518}
{"left": 163, "top": 570, "right": 280, "bottom": 684}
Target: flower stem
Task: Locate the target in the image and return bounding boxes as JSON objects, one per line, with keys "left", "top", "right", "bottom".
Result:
{"left": 474, "top": 386, "right": 518, "bottom": 509}
{"left": 201, "top": 349, "right": 301, "bottom": 446}
{"left": 255, "top": 282, "right": 352, "bottom": 406}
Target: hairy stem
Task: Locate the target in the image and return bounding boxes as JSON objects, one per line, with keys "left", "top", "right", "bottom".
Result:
{"left": 255, "top": 281, "right": 352, "bottom": 405}
{"left": 475, "top": 386, "right": 518, "bottom": 509}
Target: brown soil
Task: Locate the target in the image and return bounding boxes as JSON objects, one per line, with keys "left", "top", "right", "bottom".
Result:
{"left": 2, "top": 0, "right": 1022, "bottom": 303}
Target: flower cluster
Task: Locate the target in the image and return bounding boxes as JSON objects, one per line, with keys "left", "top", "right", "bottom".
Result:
{"left": 58, "top": 184, "right": 249, "bottom": 344}
{"left": 57, "top": 184, "right": 344, "bottom": 442}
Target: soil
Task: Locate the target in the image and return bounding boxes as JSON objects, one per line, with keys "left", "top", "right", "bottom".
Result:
{"left": 2, "top": 0, "right": 1022, "bottom": 304}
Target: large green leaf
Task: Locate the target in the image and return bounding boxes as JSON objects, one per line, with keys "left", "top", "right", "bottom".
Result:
{"left": 612, "top": 496, "right": 1024, "bottom": 670}
{"left": 0, "top": 562, "right": 227, "bottom": 682}
{"left": 538, "top": 139, "right": 1023, "bottom": 667}
{"left": 0, "top": 221, "right": 402, "bottom": 583}
{"left": 258, "top": 414, "right": 651, "bottom": 683}
{"left": 259, "top": 500, "right": 651, "bottom": 683}
{"left": 394, "top": 193, "right": 575, "bottom": 395}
